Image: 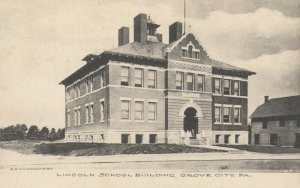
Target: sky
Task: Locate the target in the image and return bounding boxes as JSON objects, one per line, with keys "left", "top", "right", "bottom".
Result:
{"left": 0, "top": 0, "right": 299, "bottom": 128}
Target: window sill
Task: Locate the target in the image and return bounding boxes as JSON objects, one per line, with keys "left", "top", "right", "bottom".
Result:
{"left": 120, "top": 119, "right": 132, "bottom": 122}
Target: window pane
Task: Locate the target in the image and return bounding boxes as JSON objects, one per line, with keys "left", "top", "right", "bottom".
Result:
{"left": 234, "top": 108, "right": 240, "bottom": 123}
{"left": 187, "top": 74, "right": 194, "bottom": 91}
{"left": 197, "top": 75, "right": 204, "bottom": 91}
{"left": 148, "top": 70, "right": 156, "bottom": 88}
{"left": 233, "top": 81, "right": 239, "bottom": 96}
{"left": 223, "top": 107, "right": 231, "bottom": 123}
{"left": 135, "top": 101, "right": 144, "bottom": 120}
{"left": 135, "top": 68, "right": 143, "bottom": 87}
{"left": 224, "top": 79, "right": 230, "bottom": 95}
{"left": 121, "top": 101, "right": 130, "bottom": 119}
{"left": 121, "top": 67, "right": 129, "bottom": 86}
{"left": 188, "top": 46, "right": 193, "bottom": 58}
{"left": 176, "top": 72, "right": 183, "bottom": 90}
{"left": 148, "top": 102, "right": 156, "bottom": 120}
{"left": 214, "top": 78, "right": 221, "bottom": 94}
{"left": 214, "top": 107, "right": 220, "bottom": 123}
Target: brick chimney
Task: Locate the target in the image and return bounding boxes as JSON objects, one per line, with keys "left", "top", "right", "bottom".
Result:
{"left": 264, "top": 96, "right": 269, "bottom": 103}
{"left": 169, "top": 22, "right": 183, "bottom": 43}
{"left": 118, "top": 27, "right": 129, "bottom": 46}
{"left": 134, "top": 13, "right": 147, "bottom": 44}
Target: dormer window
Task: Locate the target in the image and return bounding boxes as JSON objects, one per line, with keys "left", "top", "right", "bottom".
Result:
{"left": 181, "top": 42, "right": 201, "bottom": 60}
{"left": 188, "top": 46, "right": 193, "bottom": 58}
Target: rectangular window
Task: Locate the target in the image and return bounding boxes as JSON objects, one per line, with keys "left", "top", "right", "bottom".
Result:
{"left": 121, "top": 134, "right": 130, "bottom": 144}
{"left": 214, "top": 78, "right": 221, "bottom": 94}
{"left": 149, "top": 134, "right": 157, "bottom": 144}
{"left": 224, "top": 79, "right": 230, "bottom": 95}
{"left": 197, "top": 74, "right": 204, "bottom": 92}
{"left": 148, "top": 70, "right": 156, "bottom": 89}
{"left": 187, "top": 73, "right": 194, "bottom": 91}
{"left": 235, "top": 135, "right": 240, "bottom": 143}
{"left": 121, "top": 67, "right": 129, "bottom": 86}
{"left": 176, "top": 72, "right": 184, "bottom": 90}
{"left": 223, "top": 107, "right": 231, "bottom": 123}
{"left": 135, "top": 134, "right": 143, "bottom": 144}
{"left": 214, "top": 107, "right": 221, "bottom": 123}
{"left": 262, "top": 120, "right": 267, "bottom": 129}
{"left": 224, "top": 135, "right": 230, "bottom": 144}
{"left": 148, "top": 102, "right": 157, "bottom": 120}
{"left": 85, "top": 106, "right": 89, "bottom": 123}
{"left": 121, "top": 100, "right": 130, "bottom": 120}
{"left": 135, "top": 101, "right": 144, "bottom": 120}
{"left": 89, "top": 75, "right": 94, "bottom": 92}
{"left": 77, "top": 108, "right": 81, "bottom": 125}
{"left": 100, "top": 69, "right": 105, "bottom": 88}
{"left": 90, "top": 104, "right": 94, "bottom": 123}
{"left": 67, "top": 111, "right": 71, "bottom": 127}
{"left": 234, "top": 108, "right": 240, "bottom": 123}
{"left": 74, "top": 109, "right": 77, "bottom": 125}
{"left": 100, "top": 101, "right": 104, "bottom": 121}
{"left": 182, "top": 50, "right": 187, "bottom": 57}
{"left": 215, "top": 135, "right": 220, "bottom": 144}
{"left": 233, "top": 81, "right": 240, "bottom": 96}
{"left": 279, "top": 119, "right": 285, "bottom": 127}
{"left": 135, "top": 68, "right": 143, "bottom": 87}
{"left": 195, "top": 52, "right": 200, "bottom": 59}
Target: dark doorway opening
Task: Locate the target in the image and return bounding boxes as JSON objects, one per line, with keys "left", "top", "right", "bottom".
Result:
{"left": 270, "top": 134, "right": 278, "bottom": 145}
{"left": 184, "top": 107, "right": 198, "bottom": 138}
{"left": 254, "top": 134, "right": 260, "bottom": 145}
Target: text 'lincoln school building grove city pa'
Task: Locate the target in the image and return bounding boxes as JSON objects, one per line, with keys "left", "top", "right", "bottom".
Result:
{"left": 59, "top": 13, "right": 256, "bottom": 145}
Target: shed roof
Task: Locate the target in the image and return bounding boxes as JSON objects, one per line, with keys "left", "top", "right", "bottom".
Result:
{"left": 250, "top": 95, "right": 300, "bottom": 118}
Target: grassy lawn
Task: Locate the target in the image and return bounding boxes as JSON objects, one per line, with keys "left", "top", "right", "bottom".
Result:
{"left": 217, "top": 144, "right": 300, "bottom": 154}
{"left": 33, "top": 143, "right": 227, "bottom": 156}
{"left": 0, "top": 140, "right": 42, "bottom": 154}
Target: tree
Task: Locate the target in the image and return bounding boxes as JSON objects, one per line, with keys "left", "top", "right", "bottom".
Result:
{"left": 48, "top": 128, "right": 56, "bottom": 141}
{"left": 56, "top": 128, "right": 65, "bottom": 140}
{"left": 27, "top": 125, "right": 39, "bottom": 140}
{"left": 39, "top": 126, "right": 49, "bottom": 140}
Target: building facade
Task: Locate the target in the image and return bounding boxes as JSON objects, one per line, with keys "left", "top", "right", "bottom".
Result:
{"left": 60, "top": 13, "right": 255, "bottom": 145}
{"left": 250, "top": 95, "right": 300, "bottom": 147}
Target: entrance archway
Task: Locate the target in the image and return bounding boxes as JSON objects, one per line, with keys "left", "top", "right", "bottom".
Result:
{"left": 184, "top": 107, "right": 198, "bottom": 138}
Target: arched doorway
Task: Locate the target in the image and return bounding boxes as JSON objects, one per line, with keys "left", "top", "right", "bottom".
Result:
{"left": 184, "top": 107, "right": 198, "bottom": 138}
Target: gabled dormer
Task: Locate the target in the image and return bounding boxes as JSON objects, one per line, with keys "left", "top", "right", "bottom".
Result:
{"left": 165, "top": 22, "right": 209, "bottom": 63}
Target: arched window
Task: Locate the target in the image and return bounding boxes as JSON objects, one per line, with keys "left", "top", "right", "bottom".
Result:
{"left": 188, "top": 45, "right": 193, "bottom": 58}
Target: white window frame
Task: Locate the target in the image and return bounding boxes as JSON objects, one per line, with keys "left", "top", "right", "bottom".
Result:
{"left": 187, "top": 73, "right": 194, "bottom": 91}
{"left": 135, "top": 68, "right": 144, "bottom": 87}
{"left": 223, "top": 79, "right": 231, "bottom": 95}
{"left": 214, "top": 106, "right": 221, "bottom": 124}
{"left": 233, "top": 80, "right": 240, "bottom": 96}
{"left": 148, "top": 101, "right": 157, "bottom": 121}
{"left": 214, "top": 78, "right": 221, "bottom": 94}
{"left": 134, "top": 101, "right": 144, "bottom": 121}
{"left": 121, "top": 66, "right": 130, "bottom": 86}
{"left": 100, "top": 99, "right": 105, "bottom": 122}
{"left": 148, "top": 70, "right": 156, "bottom": 89}
{"left": 233, "top": 107, "right": 241, "bottom": 124}
{"left": 197, "top": 74, "right": 204, "bottom": 92}
{"left": 121, "top": 100, "right": 131, "bottom": 120}
{"left": 176, "top": 72, "right": 184, "bottom": 90}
